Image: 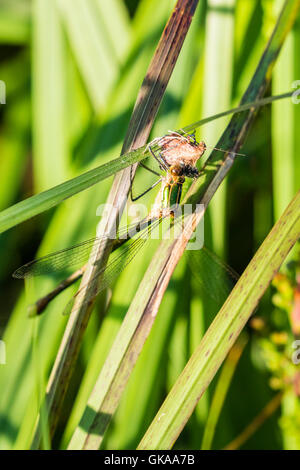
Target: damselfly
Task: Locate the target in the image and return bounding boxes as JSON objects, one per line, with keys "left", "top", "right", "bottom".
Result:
{"left": 13, "top": 131, "right": 238, "bottom": 315}
{"left": 131, "top": 130, "right": 244, "bottom": 214}
{"left": 131, "top": 130, "right": 206, "bottom": 212}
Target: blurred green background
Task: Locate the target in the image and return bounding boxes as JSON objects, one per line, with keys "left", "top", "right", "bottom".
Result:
{"left": 0, "top": 0, "right": 299, "bottom": 450}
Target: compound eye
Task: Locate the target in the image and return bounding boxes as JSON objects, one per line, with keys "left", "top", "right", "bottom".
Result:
{"left": 187, "top": 132, "right": 196, "bottom": 145}
{"left": 171, "top": 165, "right": 183, "bottom": 176}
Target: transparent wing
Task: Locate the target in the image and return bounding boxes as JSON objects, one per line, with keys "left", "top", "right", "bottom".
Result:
{"left": 63, "top": 231, "right": 148, "bottom": 315}
{"left": 12, "top": 218, "right": 158, "bottom": 279}
{"left": 186, "top": 247, "right": 239, "bottom": 305}
{"left": 64, "top": 213, "right": 193, "bottom": 315}
{"left": 67, "top": 222, "right": 238, "bottom": 316}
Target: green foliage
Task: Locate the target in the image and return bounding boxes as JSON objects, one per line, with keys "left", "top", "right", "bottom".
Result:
{"left": 0, "top": 0, "right": 299, "bottom": 451}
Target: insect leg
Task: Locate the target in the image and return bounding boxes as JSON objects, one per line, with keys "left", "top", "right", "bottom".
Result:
{"left": 130, "top": 161, "right": 161, "bottom": 201}
{"left": 130, "top": 178, "right": 162, "bottom": 202}
{"left": 176, "top": 183, "right": 183, "bottom": 205}
{"left": 139, "top": 162, "right": 161, "bottom": 176}
{"left": 148, "top": 146, "right": 169, "bottom": 172}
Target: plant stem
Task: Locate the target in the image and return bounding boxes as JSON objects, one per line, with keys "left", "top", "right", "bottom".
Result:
{"left": 30, "top": 0, "right": 200, "bottom": 448}
{"left": 223, "top": 392, "right": 284, "bottom": 450}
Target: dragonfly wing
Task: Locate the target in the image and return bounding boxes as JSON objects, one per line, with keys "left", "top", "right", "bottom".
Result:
{"left": 186, "top": 246, "right": 239, "bottom": 305}
{"left": 63, "top": 214, "right": 184, "bottom": 315}
{"left": 63, "top": 229, "right": 149, "bottom": 315}
{"left": 12, "top": 219, "right": 158, "bottom": 279}
{"left": 13, "top": 237, "right": 101, "bottom": 279}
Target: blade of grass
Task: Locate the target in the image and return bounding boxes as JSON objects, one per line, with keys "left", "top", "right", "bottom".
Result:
{"left": 233, "top": 0, "right": 265, "bottom": 101}
{"left": 0, "top": 91, "right": 292, "bottom": 235}
{"left": 106, "top": 257, "right": 188, "bottom": 450}
{"left": 272, "top": 0, "right": 295, "bottom": 219}
{"left": 68, "top": 208, "right": 205, "bottom": 450}
{"left": 223, "top": 391, "right": 284, "bottom": 450}
{"left": 0, "top": 146, "right": 146, "bottom": 234}
{"left": 201, "top": 0, "right": 235, "bottom": 256}
{"left": 182, "top": 90, "right": 293, "bottom": 131}
{"left": 68, "top": 0, "right": 300, "bottom": 449}
{"left": 62, "top": 1, "right": 204, "bottom": 446}
{"left": 138, "top": 190, "right": 300, "bottom": 449}
{"left": 188, "top": 0, "right": 235, "bottom": 432}
{"left": 57, "top": 0, "right": 119, "bottom": 111}
{"left": 31, "top": 0, "right": 201, "bottom": 448}
{"left": 102, "top": 1, "right": 206, "bottom": 448}
{"left": 94, "top": 0, "right": 131, "bottom": 65}
{"left": 0, "top": 92, "right": 30, "bottom": 211}
{"left": 187, "top": 1, "right": 300, "bottom": 207}
{"left": 32, "top": 0, "right": 68, "bottom": 191}
{"left": 0, "top": 2, "right": 185, "bottom": 447}
{"left": 0, "top": 0, "right": 128, "bottom": 449}
{"left": 0, "top": 0, "right": 31, "bottom": 44}
{"left": 201, "top": 334, "right": 248, "bottom": 450}
{"left": 294, "top": 15, "right": 300, "bottom": 189}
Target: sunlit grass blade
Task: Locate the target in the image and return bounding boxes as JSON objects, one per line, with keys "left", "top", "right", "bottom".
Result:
{"left": 201, "top": 0, "right": 235, "bottom": 256}
{"left": 1, "top": 0, "right": 300, "bottom": 452}
{"left": 0, "top": 147, "right": 146, "bottom": 234}
{"left": 0, "top": 0, "right": 30, "bottom": 44}
{"left": 182, "top": 91, "right": 294, "bottom": 133}
{"left": 67, "top": 210, "right": 204, "bottom": 450}
{"left": 94, "top": 0, "right": 131, "bottom": 65}
{"left": 201, "top": 334, "right": 248, "bottom": 450}
{"left": 57, "top": 0, "right": 123, "bottom": 111}
{"left": 0, "top": 92, "right": 30, "bottom": 211}
{"left": 0, "top": 0, "right": 182, "bottom": 450}
{"left": 0, "top": 91, "right": 293, "bottom": 236}
{"left": 272, "top": 0, "right": 296, "bottom": 219}
{"left": 138, "top": 190, "right": 300, "bottom": 449}
{"left": 233, "top": 0, "right": 265, "bottom": 101}
{"left": 31, "top": 0, "right": 201, "bottom": 449}
{"left": 69, "top": 0, "right": 300, "bottom": 450}
{"left": 32, "top": 0, "right": 68, "bottom": 191}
